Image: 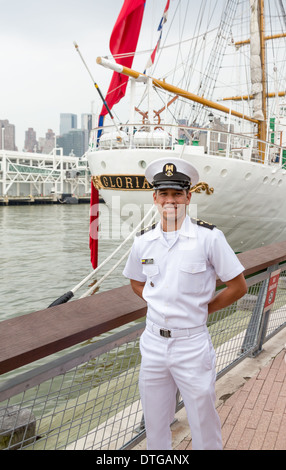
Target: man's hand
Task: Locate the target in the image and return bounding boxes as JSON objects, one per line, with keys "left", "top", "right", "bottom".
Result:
{"left": 208, "top": 273, "right": 247, "bottom": 315}
{"left": 130, "top": 279, "right": 146, "bottom": 299}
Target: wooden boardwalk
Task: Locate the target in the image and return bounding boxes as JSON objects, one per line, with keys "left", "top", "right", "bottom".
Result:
{"left": 173, "top": 334, "right": 286, "bottom": 451}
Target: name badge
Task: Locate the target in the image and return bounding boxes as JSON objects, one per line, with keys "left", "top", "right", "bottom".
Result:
{"left": 141, "top": 259, "right": 154, "bottom": 265}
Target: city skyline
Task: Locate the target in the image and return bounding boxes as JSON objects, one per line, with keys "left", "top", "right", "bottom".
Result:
{"left": 0, "top": 1, "right": 120, "bottom": 151}
{"left": 1, "top": 111, "right": 97, "bottom": 156}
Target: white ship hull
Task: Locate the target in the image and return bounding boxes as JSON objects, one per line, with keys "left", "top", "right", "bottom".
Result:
{"left": 88, "top": 143, "right": 286, "bottom": 252}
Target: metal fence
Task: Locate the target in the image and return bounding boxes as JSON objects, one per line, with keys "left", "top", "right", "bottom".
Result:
{"left": 90, "top": 123, "right": 286, "bottom": 169}
{"left": 1, "top": 264, "right": 286, "bottom": 451}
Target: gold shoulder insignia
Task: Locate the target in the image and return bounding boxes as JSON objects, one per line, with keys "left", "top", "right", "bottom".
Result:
{"left": 136, "top": 222, "right": 157, "bottom": 237}
{"left": 191, "top": 218, "right": 215, "bottom": 230}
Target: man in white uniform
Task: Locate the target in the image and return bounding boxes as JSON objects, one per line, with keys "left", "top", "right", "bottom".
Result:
{"left": 123, "top": 158, "right": 247, "bottom": 450}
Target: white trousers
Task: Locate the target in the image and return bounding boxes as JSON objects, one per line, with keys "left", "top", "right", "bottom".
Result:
{"left": 139, "top": 324, "right": 222, "bottom": 450}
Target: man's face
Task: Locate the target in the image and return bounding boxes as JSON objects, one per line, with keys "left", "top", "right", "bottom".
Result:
{"left": 153, "top": 188, "right": 191, "bottom": 227}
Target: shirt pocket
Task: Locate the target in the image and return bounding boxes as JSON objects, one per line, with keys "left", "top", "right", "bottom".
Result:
{"left": 142, "top": 264, "right": 160, "bottom": 279}
{"left": 179, "top": 262, "right": 206, "bottom": 294}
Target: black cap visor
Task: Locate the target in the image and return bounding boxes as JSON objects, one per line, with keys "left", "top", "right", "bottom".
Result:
{"left": 153, "top": 181, "right": 190, "bottom": 190}
{"left": 152, "top": 171, "right": 190, "bottom": 190}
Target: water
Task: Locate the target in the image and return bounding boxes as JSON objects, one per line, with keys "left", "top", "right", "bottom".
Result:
{"left": 0, "top": 203, "right": 141, "bottom": 422}
{"left": 0, "top": 204, "right": 131, "bottom": 322}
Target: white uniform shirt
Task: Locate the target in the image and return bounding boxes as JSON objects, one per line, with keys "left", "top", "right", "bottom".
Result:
{"left": 123, "top": 215, "right": 244, "bottom": 329}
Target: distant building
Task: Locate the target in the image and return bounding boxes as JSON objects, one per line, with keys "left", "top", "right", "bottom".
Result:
{"left": 0, "top": 119, "right": 17, "bottom": 150}
{"left": 57, "top": 129, "right": 88, "bottom": 157}
{"left": 24, "top": 127, "right": 38, "bottom": 152}
{"left": 57, "top": 112, "right": 97, "bottom": 156}
{"left": 81, "top": 113, "right": 97, "bottom": 150}
{"left": 60, "top": 113, "right": 77, "bottom": 135}
{"left": 38, "top": 129, "right": 56, "bottom": 154}
{"left": 81, "top": 113, "right": 98, "bottom": 132}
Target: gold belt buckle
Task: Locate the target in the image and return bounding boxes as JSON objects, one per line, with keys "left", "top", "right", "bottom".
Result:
{"left": 160, "top": 328, "right": 171, "bottom": 338}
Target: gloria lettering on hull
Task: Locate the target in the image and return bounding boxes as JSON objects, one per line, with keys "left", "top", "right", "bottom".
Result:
{"left": 92, "top": 175, "right": 153, "bottom": 191}
{"left": 92, "top": 175, "right": 214, "bottom": 195}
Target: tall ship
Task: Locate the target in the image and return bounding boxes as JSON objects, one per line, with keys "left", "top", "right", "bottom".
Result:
{"left": 86, "top": 0, "right": 286, "bottom": 252}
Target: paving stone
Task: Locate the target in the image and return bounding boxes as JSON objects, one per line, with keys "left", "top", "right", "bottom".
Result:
{"left": 174, "top": 347, "right": 286, "bottom": 451}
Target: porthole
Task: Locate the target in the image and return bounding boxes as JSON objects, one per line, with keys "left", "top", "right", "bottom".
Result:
{"left": 220, "top": 169, "right": 227, "bottom": 177}
{"left": 101, "top": 161, "right": 106, "bottom": 169}
{"left": 204, "top": 165, "right": 211, "bottom": 173}
{"left": 139, "top": 160, "right": 147, "bottom": 169}
{"left": 263, "top": 176, "right": 269, "bottom": 184}
{"left": 245, "top": 173, "right": 251, "bottom": 181}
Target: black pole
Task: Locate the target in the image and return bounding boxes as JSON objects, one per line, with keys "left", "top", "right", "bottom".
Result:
{"left": 74, "top": 42, "right": 117, "bottom": 126}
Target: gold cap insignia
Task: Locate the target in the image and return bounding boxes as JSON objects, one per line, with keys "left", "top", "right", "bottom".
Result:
{"left": 163, "top": 163, "right": 175, "bottom": 177}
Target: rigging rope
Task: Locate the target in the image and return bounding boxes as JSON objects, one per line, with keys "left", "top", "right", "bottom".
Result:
{"left": 75, "top": 204, "right": 157, "bottom": 295}
{"left": 48, "top": 204, "right": 157, "bottom": 307}
{"left": 80, "top": 210, "right": 158, "bottom": 299}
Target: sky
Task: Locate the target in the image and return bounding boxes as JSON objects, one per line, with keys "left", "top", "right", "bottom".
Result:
{"left": 0, "top": 0, "right": 167, "bottom": 150}
{"left": 1, "top": 0, "right": 251, "bottom": 151}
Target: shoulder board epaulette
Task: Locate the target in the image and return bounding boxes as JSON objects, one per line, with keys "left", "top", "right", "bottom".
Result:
{"left": 191, "top": 218, "right": 216, "bottom": 230}
{"left": 136, "top": 222, "right": 157, "bottom": 237}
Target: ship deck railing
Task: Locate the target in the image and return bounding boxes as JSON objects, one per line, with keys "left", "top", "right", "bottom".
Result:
{"left": 89, "top": 123, "right": 286, "bottom": 169}
{"left": 0, "top": 241, "right": 286, "bottom": 450}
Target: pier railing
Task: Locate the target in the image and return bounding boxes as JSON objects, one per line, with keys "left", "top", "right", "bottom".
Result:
{"left": 0, "top": 241, "right": 286, "bottom": 450}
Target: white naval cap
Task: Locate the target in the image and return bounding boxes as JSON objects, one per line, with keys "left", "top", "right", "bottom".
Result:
{"left": 145, "top": 157, "right": 199, "bottom": 190}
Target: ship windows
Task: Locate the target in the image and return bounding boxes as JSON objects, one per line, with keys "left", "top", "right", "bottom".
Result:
{"left": 204, "top": 165, "right": 211, "bottom": 173}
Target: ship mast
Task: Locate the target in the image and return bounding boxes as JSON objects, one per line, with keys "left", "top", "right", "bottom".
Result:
{"left": 258, "top": 0, "right": 267, "bottom": 151}
{"left": 224, "top": 0, "right": 270, "bottom": 159}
